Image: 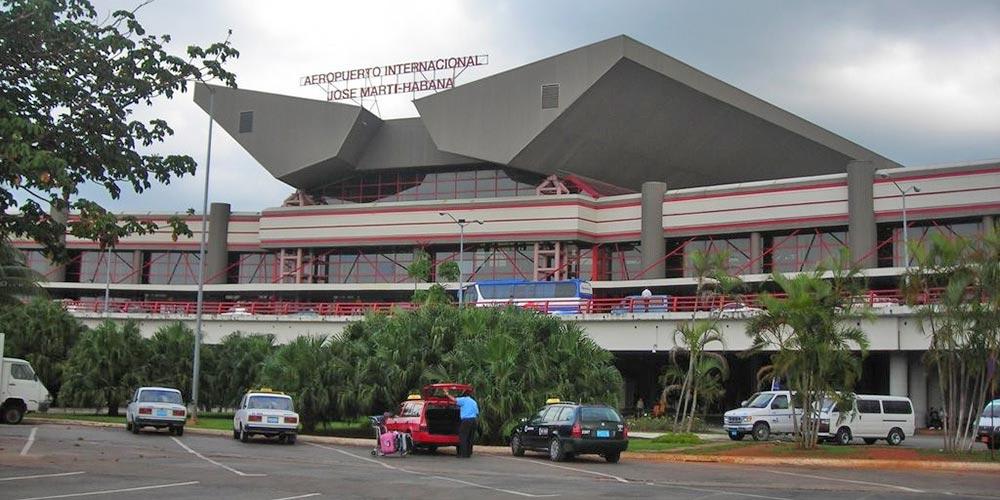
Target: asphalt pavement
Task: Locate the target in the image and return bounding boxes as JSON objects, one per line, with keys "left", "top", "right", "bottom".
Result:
{"left": 1, "top": 423, "right": 998, "bottom": 500}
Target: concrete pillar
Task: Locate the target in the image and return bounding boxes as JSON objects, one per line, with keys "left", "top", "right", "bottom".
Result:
{"left": 749, "top": 232, "right": 763, "bottom": 274}
{"left": 640, "top": 182, "right": 667, "bottom": 279}
{"left": 48, "top": 204, "right": 68, "bottom": 282}
{"left": 889, "top": 352, "right": 908, "bottom": 397}
{"left": 205, "top": 203, "right": 231, "bottom": 284}
{"left": 985, "top": 215, "right": 995, "bottom": 232}
{"left": 847, "top": 161, "right": 877, "bottom": 268}
{"left": 908, "top": 352, "right": 928, "bottom": 428}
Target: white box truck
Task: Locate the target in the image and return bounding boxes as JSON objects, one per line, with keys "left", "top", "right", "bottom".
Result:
{"left": 1, "top": 333, "right": 52, "bottom": 424}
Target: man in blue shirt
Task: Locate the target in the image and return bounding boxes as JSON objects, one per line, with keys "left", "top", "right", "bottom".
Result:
{"left": 449, "top": 389, "right": 479, "bottom": 458}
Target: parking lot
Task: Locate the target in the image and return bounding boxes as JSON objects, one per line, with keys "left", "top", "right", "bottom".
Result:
{"left": 1, "top": 424, "right": 998, "bottom": 500}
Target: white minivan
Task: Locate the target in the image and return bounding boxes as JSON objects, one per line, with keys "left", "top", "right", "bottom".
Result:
{"left": 818, "top": 394, "right": 914, "bottom": 445}
{"left": 724, "top": 391, "right": 799, "bottom": 441}
{"left": 1, "top": 335, "right": 53, "bottom": 425}
{"left": 976, "top": 399, "right": 999, "bottom": 450}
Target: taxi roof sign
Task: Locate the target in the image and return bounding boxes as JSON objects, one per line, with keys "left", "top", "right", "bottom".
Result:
{"left": 545, "top": 397, "right": 561, "bottom": 404}
{"left": 406, "top": 394, "right": 421, "bottom": 400}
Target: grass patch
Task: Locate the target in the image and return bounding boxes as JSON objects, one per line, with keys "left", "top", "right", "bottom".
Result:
{"left": 31, "top": 412, "right": 369, "bottom": 437}
{"left": 651, "top": 432, "right": 702, "bottom": 445}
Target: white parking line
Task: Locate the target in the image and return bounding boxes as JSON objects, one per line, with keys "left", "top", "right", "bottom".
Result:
{"left": 0, "top": 472, "right": 85, "bottom": 482}
{"left": 307, "top": 443, "right": 558, "bottom": 498}
{"left": 15, "top": 480, "right": 199, "bottom": 500}
{"left": 764, "top": 469, "right": 925, "bottom": 494}
{"left": 19, "top": 427, "right": 37, "bottom": 456}
{"left": 170, "top": 437, "right": 265, "bottom": 477}
{"left": 495, "top": 456, "right": 629, "bottom": 483}
{"left": 270, "top": 494, "right": 321, "bottom": 500}
{"left": 658, "top": 483, "right": 792, "bottom": 500}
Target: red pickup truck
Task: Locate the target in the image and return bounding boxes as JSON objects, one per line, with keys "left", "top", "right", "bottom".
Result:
{"left": 384, "top": 383, "right": 473, "bottom": 452}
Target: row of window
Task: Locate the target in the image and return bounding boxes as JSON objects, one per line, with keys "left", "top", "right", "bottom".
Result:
{"left": 311, "top": 168, "right": 543, "bottom": 204}
{"left": 19, "top": 219, "right": 990, "bottom": 284}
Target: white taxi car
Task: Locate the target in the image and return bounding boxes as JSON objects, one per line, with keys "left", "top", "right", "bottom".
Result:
{"left": 126, "top": 386, "right": 186, "bottom": 435}
{"left": 233, "top": 389, "right": 299, "bottom": 444}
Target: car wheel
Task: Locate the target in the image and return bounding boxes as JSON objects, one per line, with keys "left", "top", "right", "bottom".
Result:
{"left": 2, "top": 404, "right": 24, "bottom": 425}
{"left": 605, "top": 451, "right": 621, "bottom": 463}
{"left": 886, "top": 428, "right": 904, "bottom": 446}
{"left": 278, "top": 435, "right": 288, "bottom": 444}
{"left": 863, "top": 438, "right": 877, "bottom": 445}
{"left": 510, "top": 435, "right": 525, "bottom": 457}
{"left": 548, "top": 438, "right": 565, "bottom": 462}
{"left": 424, "top": 445, "right": 437, "bottom": 454}
{"left": 835, "top": 427, "right": 852, "bottom": 445}
{"left": 989, "top": 438, "right": 1000, "bottom": 451}
{"left": 729, "top": 432, "right": 745, "bottom": 441}
{"left": 233, "top": 427, "right": 239, "bottom": 439}
{"left": 239, "top": 425, "right": 249, "bottom": 443}
{"left": 751, "top": 422, "right": 770, "bottom": 441}
{"left": 125, "top": 420, "right": 132, "bottom": 432}
{"left": 287, "top": 434, "right": 296, "bottom": 445}
{"left": 131, "top": 420, "right": 141, "bottom": 434}
{"left": 174, "top": 426, "right": 184, "bottom": 437}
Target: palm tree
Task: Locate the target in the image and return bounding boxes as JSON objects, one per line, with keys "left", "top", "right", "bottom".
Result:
{"left": 146, "top": 322, "right": 194, "bottom": 399}
{"left": 0, "top": 297, "right": 85, "bottom": 403}
{"left": 0, "top": 239, "right": 44, "bottom": 306}
{"left": 60, "top": 320, "right": 148, "bottom": 415}
{"left": 746, "top": 259, "right": 871, "bottom": 449}
{"left": 667, "top": 321, "right": 728, "bottom": 431}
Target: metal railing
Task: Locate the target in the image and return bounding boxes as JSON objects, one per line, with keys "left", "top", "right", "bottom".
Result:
{"left": 60, "top": 288, "right": 938, "bottom": 318}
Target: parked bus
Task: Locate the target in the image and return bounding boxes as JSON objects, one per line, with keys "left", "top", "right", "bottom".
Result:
{"left": 466, "top": 279, "right": 593, "bottom": 314}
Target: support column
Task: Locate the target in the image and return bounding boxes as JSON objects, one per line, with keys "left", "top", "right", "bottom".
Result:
{"left": 48, "top": 204, "right": 68, "bottom": 282}
{"left": 908, "top": 352, "right": 928, "bottom": 428}
{"left": 847, "top": 160, "right": 877, "bottom": 268}
{"left": 985, "top": 215, "right": 995, "bottom": 232}
{"left": 640, "top": 181, "right": 667, "bottom": 279}
{"left": 889, "top": 352, "right": 908, "bottom": 397}
{"left": 749, "top": 232, "right": 763, "bottom": 274}
{"left": 205, "top": 202, "right": 231, "bottom": 285}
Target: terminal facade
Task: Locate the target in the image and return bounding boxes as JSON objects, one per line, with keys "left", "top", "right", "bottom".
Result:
{"left": 14, "top": 36, "right": 999, "bottom": 423}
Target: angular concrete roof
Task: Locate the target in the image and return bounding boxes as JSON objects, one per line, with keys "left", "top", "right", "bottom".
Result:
{"left": 197, "top": 35, "right": 899, "bottom": 192}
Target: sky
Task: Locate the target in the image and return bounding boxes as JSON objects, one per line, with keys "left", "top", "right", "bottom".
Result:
{"left": 78, "top": 0, "right": 1000, "bottom": 213}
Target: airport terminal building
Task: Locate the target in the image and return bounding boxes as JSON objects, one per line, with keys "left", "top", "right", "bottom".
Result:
{"left": 16, "top": 36, "right": 1000, "bottom": 422}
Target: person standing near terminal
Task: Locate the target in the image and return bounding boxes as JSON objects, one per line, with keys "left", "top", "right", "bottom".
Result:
{"left": 448, "top": 389, "right": 479, "bottom": 457}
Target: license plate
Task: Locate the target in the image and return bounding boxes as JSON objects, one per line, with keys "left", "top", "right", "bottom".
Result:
{"left": 596, "top": 429, "right": 610, "bottom": 438}
{"left": 267, "top": 416, "right": 279, "bottom": 424}
{"left": 156, "top": 409, "right": 168, "bottom": 417}
{"left": 729, "top": 430, "right": 739, "bottom": 437}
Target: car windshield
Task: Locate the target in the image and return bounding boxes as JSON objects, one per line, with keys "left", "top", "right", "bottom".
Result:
{"left": 983, "top": 403, "right": 998, "bottom": 419}
{"left": 746, "top": 393, "right": 774, "bottom": 409}
{"left": 139, "top": 390, "right": 182, "bottom": 404}
{"left": 248, "top": 395, "right": 293, "bottom": 411}
{"left": 579, "top": 407, "right": 622, "bottom": 423}
{"left": 820, "top": 398, "right": 838, "bottom": 412}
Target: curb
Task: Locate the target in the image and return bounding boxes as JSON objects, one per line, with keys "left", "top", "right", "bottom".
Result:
{"left": 624, "top": 452, "right": 1000, "bottom": 472}
{"left": 24, "top": 417, "right": 1000, "bottom": 470}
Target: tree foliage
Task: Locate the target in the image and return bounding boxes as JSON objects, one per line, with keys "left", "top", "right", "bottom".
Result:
{"left": 0, "top": 0, "right": 238, "bottom": 259}
{"left": 206, "top": 332, "right": 276, "bottom": 408}
{"left": 60, "top": 320, "right": 147, "bottom": 415}
{"left": 0, "top": 239, "right": 44, "bottom": 305}
{"left": 903, "top": 228, "right": 1000, "bottom": 453}
{"left": 746, "top": 254, "right": 871, "bottom": 449}
{"left": 0, "top": 297, "right": 85, "bottom": 402}
{"left": 145, "top": 322, "right": 193, "bottom": 400}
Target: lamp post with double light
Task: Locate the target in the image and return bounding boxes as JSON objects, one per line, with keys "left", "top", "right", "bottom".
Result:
{"left": 880, "top": 172, "right": 921, "bottom": 269}
{"left": 439, "top": 212, "right": 483, "bottom": 306}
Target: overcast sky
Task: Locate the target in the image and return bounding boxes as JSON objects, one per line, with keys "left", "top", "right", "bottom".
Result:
{"left": 79, "top": 0, "right": 1000, "bottom": 213}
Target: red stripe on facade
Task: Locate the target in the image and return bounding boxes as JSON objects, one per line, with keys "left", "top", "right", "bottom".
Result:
{"left": 666, "top": 180, "right": 847, "bottom": 202}
{"left": 875, "top": 166, "right": 1000, "bottom": 184}
{"left": 262, "top": 197, "right": 642, "bottom": 218}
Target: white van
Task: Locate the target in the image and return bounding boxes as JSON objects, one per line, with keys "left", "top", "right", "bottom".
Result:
{"left": 818, "top": 394, "right": 914, "bottom": 445}
{"left": 723, "top": 391, "right": 799, "bottom": 441}
{"left": 1, "top": 357, "right": 52, "bottom": 424}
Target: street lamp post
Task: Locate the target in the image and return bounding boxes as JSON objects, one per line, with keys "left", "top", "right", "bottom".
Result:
{"left": 190, "top": 87, "right": 215, "bottom": 422}
{"left": 439, "top": 212, "right": 483, "bottom": 306}
{"left": 880, "top": 172, "right": 921, "bottom": 268}
{"left": 103, "top": 245, "right": 112, "bottom": 316}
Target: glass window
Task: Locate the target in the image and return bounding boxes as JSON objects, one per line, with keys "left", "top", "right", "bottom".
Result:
{"left": 982, "top": 403, "right": 998, "bottom": 418}
{"left": 579, "top": 407, "right": 622, "bottom": 423}
{"left": 146, "top": 252, "right": 200, "bottom": 284}
{"left": 746, "top": 393, "right": 773, "bottom": 409}
{"left": 556, "top": 406, "right": 576, "bottom": 422}
{"left": 77, "top": 250, "right": 135, "bottom": 283}
{"left": 881, "top": 400, "right": 912, "bottom": 415}
{"left": 530, "top": 407, "right": 548, "bottom": 424}
{"left": 770, "top": 395, "right": 789, "bottom": 410}
{"left": 247, "top": 395, "right": 294, "bottom": 411}
{"left": 684, "top": 237, "right": 751, "bottom": 276}
{"left": 541, "top": 406, "right": 562, "bottom": 423}
{"left": 138, "top": 389, "right": 183, "bottom": 404}
{"left": 238, "top": 253, "right": 275, "bottom": 284}
{"left": 770, "top": 231, "right": 847, "bottom": 273}
{"left": 857, "top": 399, "right": 881, "bottom": 414}
{"left": 400, "top": 402, "right": 422, "bottom": 417}
{"left": 310, "top": 168, "right": 543, "bottom": 203}
{"left": 10, "top": 363, "right": 34, "bottom": 380}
